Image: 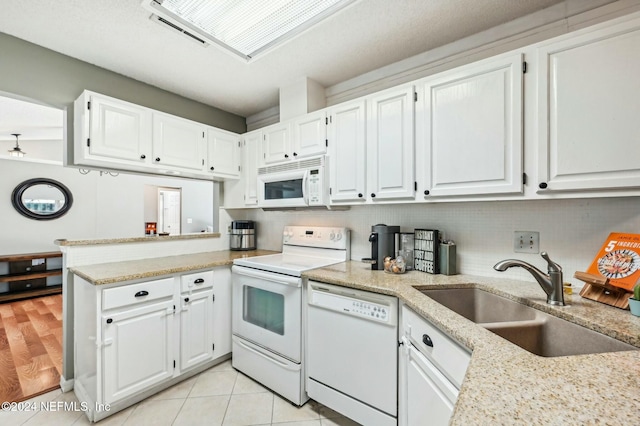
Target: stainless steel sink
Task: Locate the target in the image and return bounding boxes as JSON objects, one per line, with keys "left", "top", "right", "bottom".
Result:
{"left": 418, "top": 287, "right": 638, "bottom": 357}
{"left": 418, "top": 287, "right": 537, "bottom": 323}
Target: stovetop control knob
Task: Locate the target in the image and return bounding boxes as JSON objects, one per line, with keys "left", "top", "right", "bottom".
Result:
{"left": 329, "top": 231, "right": 336, "bottom": 240}
{"left": 334, "top": 232, "right": 342, "bottom": 241}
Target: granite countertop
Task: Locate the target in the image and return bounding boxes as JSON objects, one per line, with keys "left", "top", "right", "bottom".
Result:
{"left": 70, "top": 250, "right": 277, "bottom": 285}
{"left": 55, "top": 232, "right": 222, "bottom": 246}
{"left": 303, "top": 261, "right": 640, "bottom": 425}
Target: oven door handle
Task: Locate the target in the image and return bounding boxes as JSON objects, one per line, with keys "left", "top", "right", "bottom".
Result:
{"left": 232, "top": 265, "right": 301, "bottom": 287}
{"left": 235, "top": 338, "right": 298, "bottom": 371}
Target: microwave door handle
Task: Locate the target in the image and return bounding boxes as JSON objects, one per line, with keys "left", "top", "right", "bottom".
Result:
{"left": 302, "top": 170, "right": 309, "bottom": 205}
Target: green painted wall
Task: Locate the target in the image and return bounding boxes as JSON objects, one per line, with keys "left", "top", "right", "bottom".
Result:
{"left": 0, "top": 32, "right": 247, "bottom": 142}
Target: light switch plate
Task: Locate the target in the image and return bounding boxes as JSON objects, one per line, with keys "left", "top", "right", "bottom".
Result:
{"left": 514, "top": 231, "right": 539, "bottom": 253}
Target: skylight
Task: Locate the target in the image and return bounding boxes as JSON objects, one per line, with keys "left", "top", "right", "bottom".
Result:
{"left": 144, "top": 0, "right": 355, "bottom": 61}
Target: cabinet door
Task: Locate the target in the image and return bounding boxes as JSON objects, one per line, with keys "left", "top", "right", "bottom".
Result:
{"left": 153, "top": 112, "right": 205, "bottom": 171}
{"left": 222, "top": 131, "right": 261, "bottom": 208}
{"left": 180, "top": 289, "right": 214, "bottom": 371}
{"left": 87, "top": 93, "right": 152, "bottom": 163}
{"left": 102, "top": 300, "right": 174, "bottom": 404}
{"left": 537, "top": 17, "right": 640, "bottom": 192}
{"left": 398, "top": 343, "right": 458, "bottom": 426}
{"left": 367, "top": 86, "right": 415, "bottom": 200}
{"left": 292, "top": 110, "right": 327, "bottom": 159}
{"left": 263, "top": 122, "right": 291, "bottom": 164}
{"left": 418, "top": 53, "right": 523, "bottom": 197}
{"left": 207, "top": 128, "right": 241, "bottom": 179}
{"left": 328, "top": 100, "right": 367, "bottom": 203}
{"left": 212, "top": 266, "right": 232, "bottom": 359}
{"left": 244, "top": 131, "right": 262, "bottom": 205}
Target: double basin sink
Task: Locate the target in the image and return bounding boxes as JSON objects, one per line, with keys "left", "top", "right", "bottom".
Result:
{"left": 418, "top": 287, "right": 637, "bottom": 357}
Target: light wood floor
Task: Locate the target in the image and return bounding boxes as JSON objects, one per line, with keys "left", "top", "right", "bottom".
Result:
{"left": 0, "top": 294, "right": 62, "bottom": 403}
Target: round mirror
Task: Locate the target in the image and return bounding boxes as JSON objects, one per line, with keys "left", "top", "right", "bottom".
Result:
{"left": 11, "top": 178, "right": 73, "bottom": 220}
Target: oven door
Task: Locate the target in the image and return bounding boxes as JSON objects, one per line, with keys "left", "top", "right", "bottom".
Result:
{"left": 231, "top": 265, "right": 302, "bottom": 362}
{"left": 258, "top": 169, "right": 308, "bottom": 208}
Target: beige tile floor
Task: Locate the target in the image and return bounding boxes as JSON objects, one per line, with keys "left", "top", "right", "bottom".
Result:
{"left": 0, "top": 360, "right": 361, "bottom": 426}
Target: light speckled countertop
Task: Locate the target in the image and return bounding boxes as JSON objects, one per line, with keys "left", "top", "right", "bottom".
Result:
{"left": 70, "top": 250, "right": 277, "bottom": 285}
{"left": 56, "top": 232, "right": 221, "bottom": 246}
{"left": 303, "top": 261, "right": 640, "bottom": 425}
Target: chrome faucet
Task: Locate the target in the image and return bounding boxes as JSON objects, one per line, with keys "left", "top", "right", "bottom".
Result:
{"left": 493, "top": 252, "right": 565, "bottom": 306}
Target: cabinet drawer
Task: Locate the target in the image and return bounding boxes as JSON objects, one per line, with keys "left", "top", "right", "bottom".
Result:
{"left": 180, "top": 270, "right": 213, "bottom": 293}
{"left": 9, "top": 278, "right": 46, "bottom": 292}
{"left": 401, "top": 305, "right": 470, "bottom": 388}
{"left": 103, "top": 277, "right": 174, "bottom": 311}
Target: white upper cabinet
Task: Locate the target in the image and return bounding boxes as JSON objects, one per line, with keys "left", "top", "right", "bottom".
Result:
{"left": 152, "top": 112, "right": 205, "bottom": 171}
{"left": 292, "top": 110, "right": 327, "bottom": 159}
{"left": 73, "top": 90, "right": 242, "bottom": 180}
{"left": 328, "top": 99, "right": 367, "bottom": 203}
{"left": 207, "top": 128, "right": 241, "bottom": 179}
{"left": 367, "top": 85, "right": 416, "bottom": 200}
{"left": 243, "top": 131, "right": 262, "bottom": 205}
{"left": 416, "top": 53, "right": 523, "bottom": 198}
{"left": 536, "top": 16, "right": 640, "bottom": 192}
{"left": 222, "top": 130, "right": 261, "bottom": 208}
{"left": 263, "top": 122, "right": 292, "bottom": 164}
{"left": 76, "top": 92, "right": 152, "bottom": 166}
{"left": 262, "top": 111, "right": 327, "bottom": 165}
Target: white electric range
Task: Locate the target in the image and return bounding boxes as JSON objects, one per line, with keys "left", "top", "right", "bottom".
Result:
{"left": 231, "top": 225, "right": 350, "bottom": 406}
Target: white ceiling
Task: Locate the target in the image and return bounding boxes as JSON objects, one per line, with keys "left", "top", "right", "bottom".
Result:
{"left": 0, "top": 0, "right": 565, "bottom": 118}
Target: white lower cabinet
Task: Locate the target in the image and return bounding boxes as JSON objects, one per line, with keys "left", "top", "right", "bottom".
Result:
{"left": 399, "top": 304, "right": 471, "bottom": 426}
{"left": 211, "top": 266, "right": 232, "bottom": 359}
{"left": 74, "top": 267, "right": 230, "bottom": 422}
{"left": 103, "top": 294, "right": 175, "bottom": 404}
{"left": 179, "top": 271, "right": 214, "bottom": 371}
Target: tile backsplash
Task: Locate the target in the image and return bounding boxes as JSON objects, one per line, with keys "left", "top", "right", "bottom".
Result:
{"left": 242, "top": 197, "right": 640, "bottom": 287}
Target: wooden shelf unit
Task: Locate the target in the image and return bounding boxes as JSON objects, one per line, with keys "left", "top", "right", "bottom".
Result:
{"left": 0, "top": 251, "right": 63, "bottom": 303}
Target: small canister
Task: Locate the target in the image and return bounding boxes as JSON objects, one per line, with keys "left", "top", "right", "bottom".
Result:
{"left": 439, "top": 241, "right": 457, "bottom": 275}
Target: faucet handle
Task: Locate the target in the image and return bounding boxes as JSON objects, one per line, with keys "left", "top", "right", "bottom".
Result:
{"left": 541, "top": 252, "right": 562, "bottom": 273}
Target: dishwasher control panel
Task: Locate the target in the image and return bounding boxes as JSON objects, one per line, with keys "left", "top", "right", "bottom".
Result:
{"left": 350, "top": 300, "right": 389, "bottom": 322}
{"left": 308, "top": 282, "right": 396, "bottom": 325}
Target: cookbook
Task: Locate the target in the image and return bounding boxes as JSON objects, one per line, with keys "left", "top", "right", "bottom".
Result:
{"left": 586, "top": 232, "right": 640, "bottom": 292}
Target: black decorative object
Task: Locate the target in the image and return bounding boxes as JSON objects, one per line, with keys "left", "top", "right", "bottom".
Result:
{"left": 11, "top": 178, "right": 73, "bottom": 220}
{"left": 414, "top": 229, "right": 439, "bottom": 274}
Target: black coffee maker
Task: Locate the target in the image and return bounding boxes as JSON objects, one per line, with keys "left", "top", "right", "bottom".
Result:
{"left": 362, "top": 224, "right": 400, "bottom": 270}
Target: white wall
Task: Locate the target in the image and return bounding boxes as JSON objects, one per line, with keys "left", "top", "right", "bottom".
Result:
{"left": 0, "top": 158, "right": 217, "bottom": 255}
{"left": 0, "top": 139, "right": 63, "bottom": 162}
{"left": 246, "top": 197, "right": 640, "bottom": 288}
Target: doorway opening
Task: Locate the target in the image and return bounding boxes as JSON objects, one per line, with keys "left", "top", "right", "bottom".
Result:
{"left": 158, "top": 187, "right": 182, "bottom": 235}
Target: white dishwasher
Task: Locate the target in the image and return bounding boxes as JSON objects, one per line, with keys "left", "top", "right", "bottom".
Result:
{"left": 306, "top": 280, "right": 398, "bottom": 426}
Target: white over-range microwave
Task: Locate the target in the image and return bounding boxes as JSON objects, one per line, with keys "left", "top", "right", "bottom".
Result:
{"left": 257, "top": 156, "right": 330, "bottom": 208}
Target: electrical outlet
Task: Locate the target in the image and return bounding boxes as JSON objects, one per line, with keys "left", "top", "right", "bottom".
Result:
{"left": 514, "top": 231, "right": 539, "bottom": 253}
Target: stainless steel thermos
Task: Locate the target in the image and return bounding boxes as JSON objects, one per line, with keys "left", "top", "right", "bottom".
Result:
{"left": 230, "top": 220, "right": 256, "bottom": 251}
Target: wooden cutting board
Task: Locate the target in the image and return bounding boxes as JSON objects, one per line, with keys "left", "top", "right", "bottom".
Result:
{"left": 574, "top": 271, "right": 632, "bottom": 309}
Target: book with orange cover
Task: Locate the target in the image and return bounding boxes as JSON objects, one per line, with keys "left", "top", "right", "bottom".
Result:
{"left": 586, "top": 233, "right": 640, "bottom": 292}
